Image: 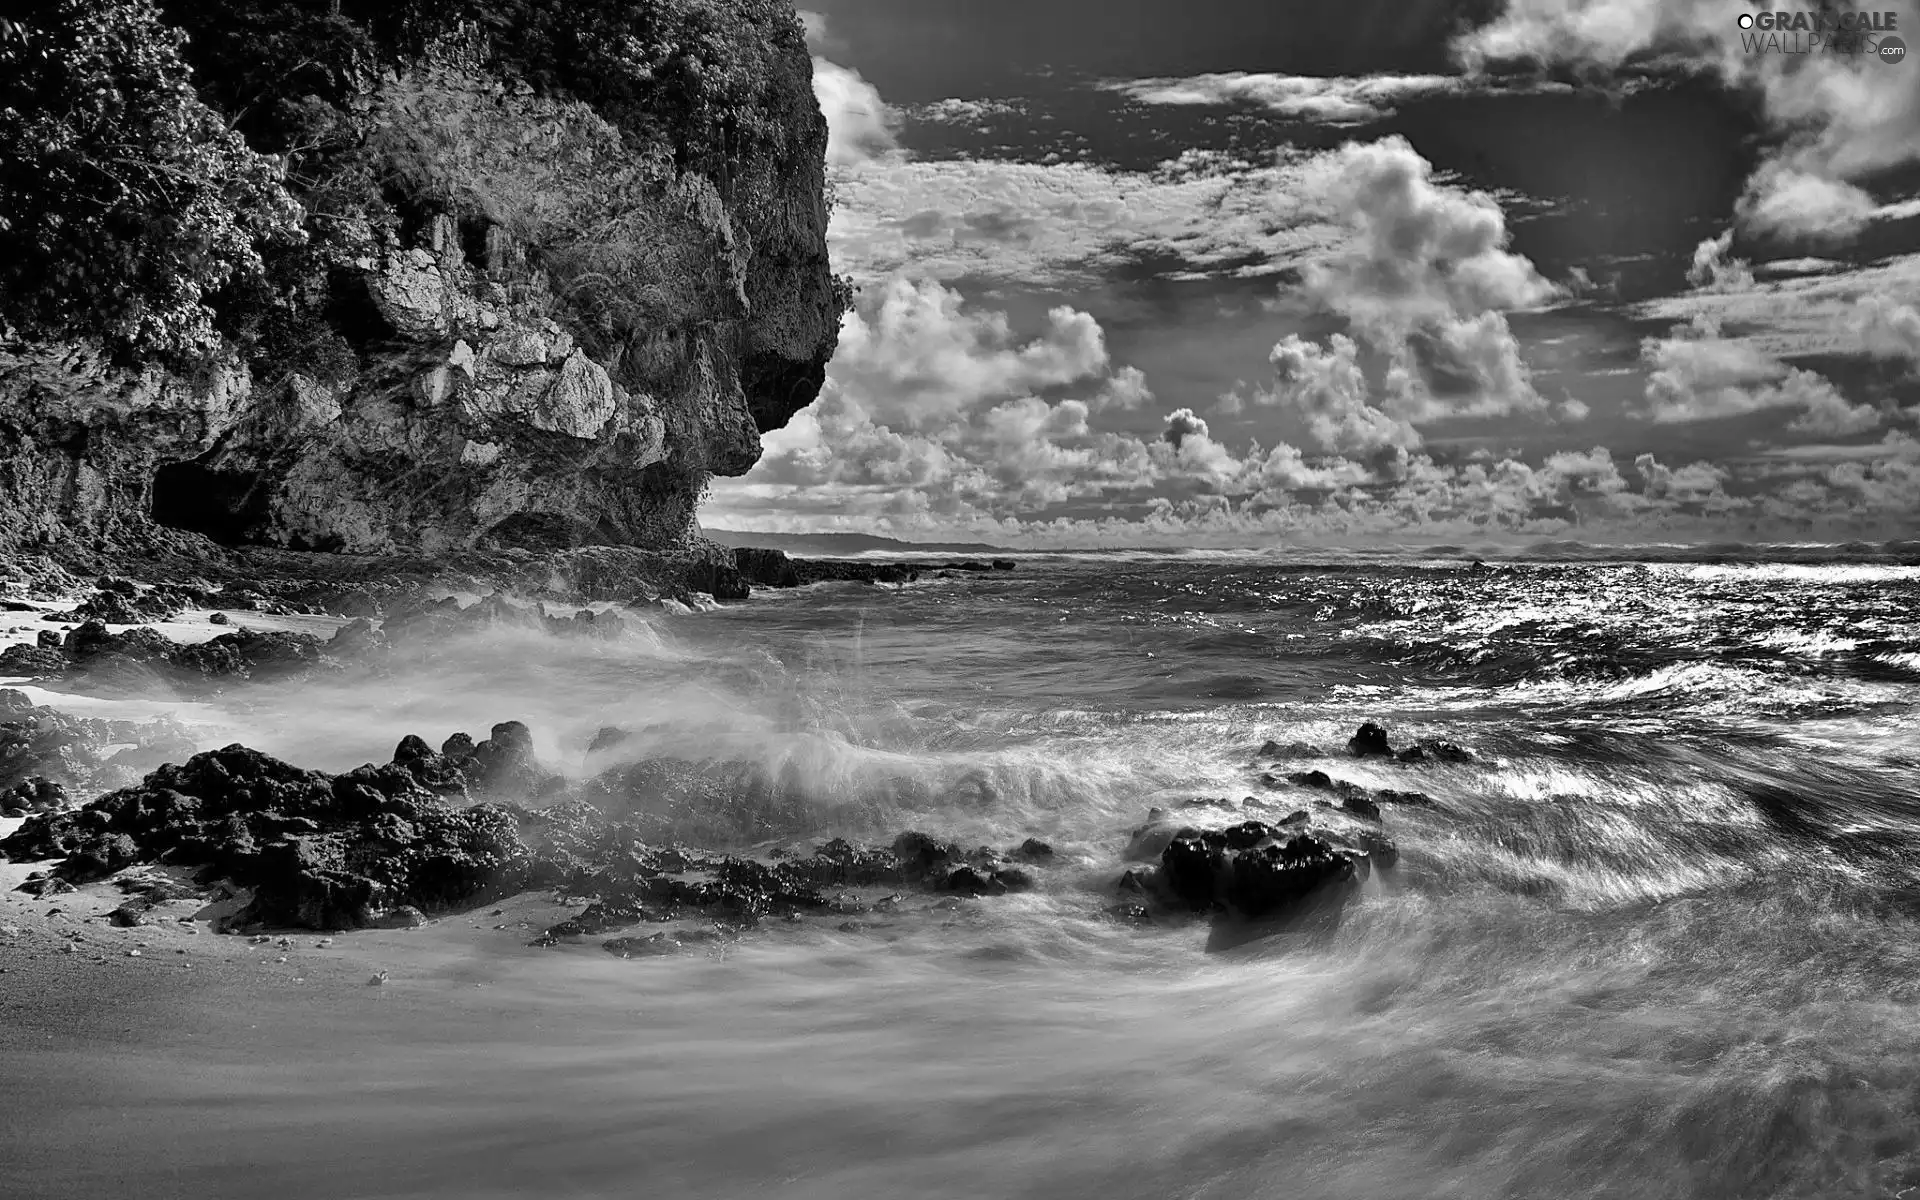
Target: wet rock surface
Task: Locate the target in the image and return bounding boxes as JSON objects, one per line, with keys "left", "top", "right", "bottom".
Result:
{"left": 1282, "top": 769, "right": 1433, "bottom": 809}
{"left": 0, "top": 619, "right": 334, "bottom": 690}
{"left": 0, "top": 724, "right": 1067, "bottom": 940}
{"left": 46, "top": 578, "right": 203, "bottom": 625}
{"left": 526, "top": 818, "right": 1057, "bottom": 947}
{"left": 1340, "top": 722, "right": 1476, "bottom": 766}
{"left": 0, "top": 688, "right": 197, "bottom": 796}
{"left": 0, "top": 743, "right": 531, "bottom": 931}
{"left": 1119, "top": 784, "right": 1407, "bottom": 937}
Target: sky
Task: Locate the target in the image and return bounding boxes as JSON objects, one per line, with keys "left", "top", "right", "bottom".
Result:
{"left": 702, "top": 0, "right": 1920, "bottom": 548}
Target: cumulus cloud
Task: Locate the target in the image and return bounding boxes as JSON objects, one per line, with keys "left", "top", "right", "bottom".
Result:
{"left": 1641, "top": 252, "right": 1920, "bottom": 360}
{"left": 814, "top": 58, "right": 898, "bottom": 167}
{"left": 715, "top": 267, "right": 1765, "bottom": 544}
{"left": 1231, "top": 137, "right": 1564, "bottom": 447}
{"left": 828, "top": 277, "right": 1113, "bottom": 429}
{"left": 1685, "top": 229, "right": 1756, "bottom": 292}
{"left": 1101, "top": 72, "right": 1555, "bottom": 124}
{"left": 1641, "top": 314, "right": 1881, "bottom": 433}
{"left": 1264, "top": 334, "right": 1424, "bottom": 456}
{"left": 1454, "top": 0, "right": 1920, "bottom": 243}
{"left": 903, "top": 98, "right": 1025, "bottom": 125}
{"left": 1161, "top": 407, "right": 1210, "bottom": 449}
{"left": 1635, "top": 453, "right": 1732, "bottom": 501}
{"left": 1300, "top": 137, "right": 1560, "bottom": 332}
{"left": 1298, "top": 138, "right": 1558, "bottom": 423}
{"left": 1861, "top": 295, "right": 1920, "bottom": 369}
{"left": 1779, "top": 369, "right": 1884, "bottom": 437}
{"left": 1735, "top": 164, "right": 1879, "bottom": 243}
{"left": 825, "top": 151, "right": 1342, "bottom": 286}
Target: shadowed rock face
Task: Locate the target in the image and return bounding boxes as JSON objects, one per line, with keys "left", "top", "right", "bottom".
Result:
{"left": 0, "top": 8, "right": 839, "bottom": 559}
{"left": 0, "top": 731, "right": 1060, "bottom": 934}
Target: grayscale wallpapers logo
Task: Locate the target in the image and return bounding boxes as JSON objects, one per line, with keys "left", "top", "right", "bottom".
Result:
{"left": 1736, "top": 9, "right": 1905, "bottom": 60}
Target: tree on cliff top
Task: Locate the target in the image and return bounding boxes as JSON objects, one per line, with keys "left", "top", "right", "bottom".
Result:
{"left": 0, "top": 0, "right": 304, "bottom": 365}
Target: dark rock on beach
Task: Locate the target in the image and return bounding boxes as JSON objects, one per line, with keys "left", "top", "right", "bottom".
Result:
{"left": 1, "top": 711, "right": 1061, "bottom": 941}
{"left": 0, "top": 688, "right": 196, "bottom": 795}
{"left": 0, "top": 619, "right": 335, "bottom": 690}
{"left": 49, "top": 580, "right": 198, "bottom": 625}
{"left": 0, "top": 776, "right": 68, "bottom": 817}
{"left": 0, "top": 743, "right": 531, "bottom": 930}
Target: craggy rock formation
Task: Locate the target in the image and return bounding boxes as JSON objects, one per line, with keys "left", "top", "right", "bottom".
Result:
{"left": 1344, "top": 721, "right": 1474, "bottom": 764}
{"left": 1158, "top": 821, "right": 1365, "bottom": 919}
{"left": 526, "top": 817, "right": 1045, "bottom": 947}
{"left": 0, "top": 726, "right": 1060, "bottom": 935}
{"left": 0, "top": 742, "right": 536, "bottom": 929}
{"left": 1, "top": 713, "right": 1418, "bottom": 941}
{"left": 1279, "top": 769, "right": 1433, "bottom": 810}
{"left": 0, "top": 618, "right": 336, "bottom": 691}
{"left": 1116, "top": 812, "right": 1391, "bottom": 934}
{"left": 0, "top": 1, "right": 842, "bottom": 558}
{"left": 0, "top": 688, "right": 198, "bottom": 799}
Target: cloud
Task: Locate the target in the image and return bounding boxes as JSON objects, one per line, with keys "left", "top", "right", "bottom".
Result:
{"left": 1640, "top": 251, "right": 1920, "bottom": 361}
{"left": 1779, "top": 369, "right": 1884, "bottom": 437}
{"left": 1862, "top": 295, "right": 1920, "bottom": 370}
{"left": 1161, "top": 407, "right": 1210, "bottom": 449}
{"left": 1735, "top": 164, "right": 1879, "bottom": 242}
{"left": 1243, "top": 137, "right": 1563, "bottom": 436}
{"left": 801, "top": 11, "right": 896, "bottom": 167}
{"left": 1685, "top": 229, "right": 1756, "bottom": 292}
{"left": 1265, "top": 333, "right": 1424, "bottom": 456}
{"left": 1100, "top": 72, "right": 1559, "bottom": 124}
{"left": 1300, "top": 137, "right": 1560, "bottom": 332}
{"left": 902, "top": 98, "right": 1025, "bottom": 125}
{"left": 1386, "top": 311, "right": 1544, "bottom": 421}
{"left": 828, "top": 277, "right": 1114, "bottom": 429}
{"left": 1635, "top": 452, "right": 1732, "bottom": 501}
{"left": 1453, "top": 0, "right": 1920, "bottom": 243}
{"left": 825, "top": 151, "right": 1343, "bottom": 286}
{"left": 814, "top": 57, "right": 898, "bottom": 167}
{"left": 1641, "top": 315, "right": 1881, "bottom": 433}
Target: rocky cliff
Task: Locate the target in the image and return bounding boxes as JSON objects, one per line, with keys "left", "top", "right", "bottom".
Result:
{"left": 0, "top": 0, "right": 841, "bottom": 558}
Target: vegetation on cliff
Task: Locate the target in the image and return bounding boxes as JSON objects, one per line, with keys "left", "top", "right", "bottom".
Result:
{"left": 3, "top": 0, "right": 829, "bottom": 369}
{"left": 0, "top": 0, "right": 303, "bottom": 364}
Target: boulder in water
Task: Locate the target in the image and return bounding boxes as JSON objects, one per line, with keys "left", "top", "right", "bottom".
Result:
{"left": 1396, "top": 738, "right": 1474, "bottom": 765}
{"left": 892, "top": 831, "right": 963, "bottom": 880}
{"left": 1149, "top": 820, "right": 1366, "bottom": 921}
{"left": 732, "top": 548, "right": 801, "bottom": 589}
{"left": 1341, "top": 794, "right": 1381, "bottom": 822}
{"left": 1348, "top": 723, "right": 1394, "bottom": 758}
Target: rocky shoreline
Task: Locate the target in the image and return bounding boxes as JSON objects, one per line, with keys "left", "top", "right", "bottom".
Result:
{"left": 0, "top": 541, "right": 1472, "bottom": 965}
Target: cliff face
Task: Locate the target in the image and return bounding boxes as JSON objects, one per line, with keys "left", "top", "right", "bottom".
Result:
{"left": 0, "top": 1, "right": 839, "bottom": 557}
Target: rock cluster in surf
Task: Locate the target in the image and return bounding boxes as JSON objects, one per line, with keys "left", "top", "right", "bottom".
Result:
{"left": 0, "top": 723, "right": 1068, "bottom": 938}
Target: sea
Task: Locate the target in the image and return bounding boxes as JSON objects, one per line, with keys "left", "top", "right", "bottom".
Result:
{"left": 13, "top": 547, "right": 1920, "bottom": 1199}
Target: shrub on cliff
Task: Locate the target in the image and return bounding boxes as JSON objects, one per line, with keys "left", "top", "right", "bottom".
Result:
{"left": 0, "top": 0, "right": 304, "bottom": 364}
